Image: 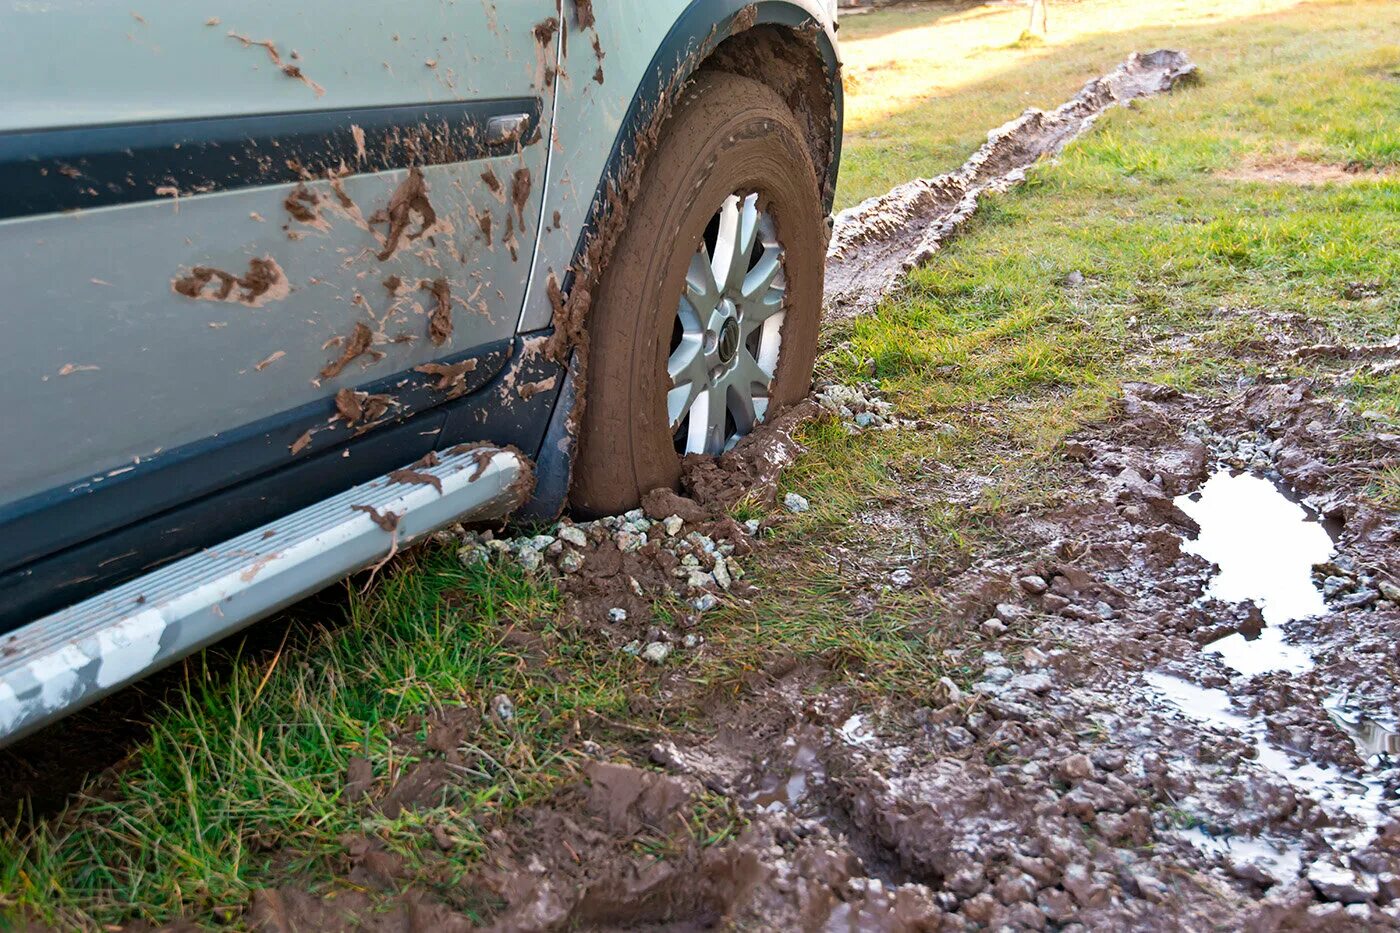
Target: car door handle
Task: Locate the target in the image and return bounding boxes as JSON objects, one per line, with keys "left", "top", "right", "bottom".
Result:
{"left": 486, "top": 113, "right": 531, "bottom": 146}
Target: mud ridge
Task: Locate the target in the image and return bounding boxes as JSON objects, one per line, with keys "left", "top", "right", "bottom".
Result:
{"left": 824, "top": 50, "right": 1196, "bottom": 319}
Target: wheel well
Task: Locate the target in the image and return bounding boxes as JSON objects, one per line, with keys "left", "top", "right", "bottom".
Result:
{"left": 700, "top": 24, "right": 839, "bottom": 207}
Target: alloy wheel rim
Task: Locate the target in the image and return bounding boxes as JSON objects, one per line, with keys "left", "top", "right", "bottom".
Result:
{"left": 667, "top": 192, "right": 787, "bottom": 456}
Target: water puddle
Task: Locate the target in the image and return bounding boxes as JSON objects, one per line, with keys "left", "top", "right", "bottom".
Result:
{"left": 1170, "top": 826, "right": 1303, "bottom": 883}
{"left": 1146, "top": 673, "right": 1386, "bottom": 837}
{"left": 1175, "top": 470, "right": 1337, "bottom": 676}
{"left": 747, "top": 729, "right": 825, "bottom": 814}
{"left": 1325, "top": 691, "right": 1400, "bottom": 763}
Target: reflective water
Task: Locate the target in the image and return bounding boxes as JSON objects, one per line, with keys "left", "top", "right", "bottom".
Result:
{"left": 1147, "top": 673, "right": 1386, "bottom": 834}
{"left": 1175, "top": 471, "right": 1336, "bottom": 675}
{"left": 1325, "top": 691, "right": 1400, "bottom": 762}
{"left": 747, "top": 731, "right": 825, "bottom": 813}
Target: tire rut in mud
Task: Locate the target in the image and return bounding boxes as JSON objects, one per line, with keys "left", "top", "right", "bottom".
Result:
{"left": 824, "top": 49, "right": 1197, "bottom": 320}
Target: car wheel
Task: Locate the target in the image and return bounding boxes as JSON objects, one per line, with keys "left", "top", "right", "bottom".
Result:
{"left": 571, "top": 70, "right": 825, "bottom": 516}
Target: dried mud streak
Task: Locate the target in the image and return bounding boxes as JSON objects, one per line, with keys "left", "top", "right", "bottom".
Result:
{"left": 171, "top": 256, "right": 290, "bottom": 307}
{"left": 573, "top": 0, "right": 595, "bottom": 30}
{"left": 227, "top": 31, "right": 324, "bottom": 97}
{"left": 319, "top": 321, "right": 374, "bottom": 379}
{"left": 824, "top": 50, "right": 1196, "bottom": 320}
{"left": 351, "top": 504, "right": 400, "bottom": 533}
{"left": 377, "top": 166, "right": 437, "bottom": 261}
{"left": 510, "top": 166, "right": 532, "bottom": 230}
{"left": 420, "top": 277, "right": 453, "bottom": 346}
{"left": 415, "top": 358, "right": 478, "bottom": 394}
{"left": 387, "top": 467, "right": 443, "bottom": 495}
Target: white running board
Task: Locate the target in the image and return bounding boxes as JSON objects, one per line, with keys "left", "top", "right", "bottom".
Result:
{"left": 0, "top": 445, "right": 532, "bottom": 745}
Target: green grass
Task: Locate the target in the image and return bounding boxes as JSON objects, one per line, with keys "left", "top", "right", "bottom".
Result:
{"left": 3, "top": 1, "right": 1400, "bottom": 927}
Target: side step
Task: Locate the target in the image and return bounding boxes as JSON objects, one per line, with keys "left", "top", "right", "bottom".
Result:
{"left": 0, "top": 445, "right": 532, "bottom": 745}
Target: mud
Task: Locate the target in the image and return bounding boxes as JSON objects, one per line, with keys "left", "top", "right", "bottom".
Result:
{"left": 227, "top": 32, "right": 324, "bottom": 97}
{"left": 825, "top": 50, "right": 1197, "bottom": 319}
{"left": 415, "top": 358, "right": 479, "bottom": 395}
{"left": 171, "top": 256, "right": 290, "bottom": 307}
{"left": 375, "top": 167, "right": 439, "bottom": 261}
{"left": 420, "top": 277, "right": 453, "bottom": 346}
{"left": 319, "top": 321, "right": 377, "bottom": 379}
{"left": 510, "top": 167, "right": 532, "bottom": 230}
{"left": 405, "top": 377, "right": 1400, "bottom": 931}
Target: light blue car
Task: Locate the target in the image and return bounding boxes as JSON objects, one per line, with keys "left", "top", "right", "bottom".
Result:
{"left": 0, "top": 1, "right": 842, "bottom": 743}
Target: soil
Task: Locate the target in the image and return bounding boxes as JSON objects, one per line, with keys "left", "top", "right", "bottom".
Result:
{"left": 1218, "top": 158, "right": 1396, "bottom": 186}
{"left": 246, "top": 372, "right": 1400, "bottom": 931}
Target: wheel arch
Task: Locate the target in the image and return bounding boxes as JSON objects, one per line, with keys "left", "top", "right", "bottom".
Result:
{"left": 519, "top": 0, "right": 842, "bottom": 520}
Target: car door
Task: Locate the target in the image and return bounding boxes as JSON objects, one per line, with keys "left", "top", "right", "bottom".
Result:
{"left": 0, "top": 1, "right": 558, "bottom": 619}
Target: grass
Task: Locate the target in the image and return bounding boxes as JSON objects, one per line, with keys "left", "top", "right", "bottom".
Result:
{"left": 3, "top": 0, "right": 1400, "bottom": 927}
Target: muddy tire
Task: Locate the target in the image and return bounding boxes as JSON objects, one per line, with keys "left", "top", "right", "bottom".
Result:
{"left": 571, "top": 70, "right": 826, "bottom": 517}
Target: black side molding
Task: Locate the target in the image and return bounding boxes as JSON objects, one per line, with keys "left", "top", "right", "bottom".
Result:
{"left": 0, "top": 97, "right": 541, "bottom": 220}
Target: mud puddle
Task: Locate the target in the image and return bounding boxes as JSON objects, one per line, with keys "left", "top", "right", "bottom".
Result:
{"left": 1176, "top": 469, "right": 1337, "bottom": 676}
{"left": 1146, "top": 672, "right": 1388, "bottom": 836}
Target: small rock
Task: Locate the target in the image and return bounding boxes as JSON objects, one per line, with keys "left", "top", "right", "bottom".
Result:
{"left": 981, "top": 618, "right": 1009, "bottom": 638}
{"left": 622, "top": 640, "right": 642, "bottom": 655}
{"left": 713, "top": 557, "right": 733, "bottom": 590}
{"left": 491, "top": 694, "right": 515, "bottom": 722}
{"left": 556, "top": 549, "right": 585, "bottom": 573}
{"left": 662, "top": 515, "right": 684, "bottom": 537}
{"left": 1323, "top": 575, "right": 1354, "bottom": 598}
{"left": 1377, "top": 580, "right": 1400, "bottom": 602}
{"left": 1334, "top": 587, "right": 1378, "bottom": 610}
{"left": 743, "top": 518, "right": 761, "bottom": 535}
{"left": 890, "top": 568, "right": 914, "bottom": 587}
{"left": 1022, "top": 646, "right": 1049, "bottom": 667}
{"left": 945, "top": 726, "right": 976, "bottom": 751}
{"left": 996, "top": 603, "right": 1031, "bottom": 623}
{"left": 938, "top": 676, "right": 964, "bottom": 704}
{"left": 641, "top": 642, "right": 671, "bottom": 665}
{"left": 616, "top": 530, "right": 646, "bottom": 553}
{"left": 783, "top": 492, "right": 809, "bottom": 513}
{"left": 516, "top": 547, "right": 543, "bottom": 573}
{"left": 557, "top": 524, "right": 588, "bottom": 547}
{"left": 1018, "top": 575, "right": 1049, "bottom": 595}
{"left": 854, "top": 411, "right": 876, "bottom": 428}
{"left": 692, "top": 593, "right": 720, "bottom": 612}
{"left": 607, "top": 608, "right": 628, "bottom": 624}
{"left": 1008, "top": 672, "right": 1053, "bottom": 694}
{"left": 1061, "top": 270, "right": 1085, "bottom": 288}
{"left": 457, "top": 544, "right": 490, "bottom": 568}
{"left": 983, "top": 666, "right": 1014, "bottom": 685}
{"left": 1056, "top": 754, "right": 1094, "bottom": 782}
{"left": 682, "top": 634, "right": 702, "bottom": 649}
{"left": 1090, "top": 748, "right": 1126, "bottom": 771}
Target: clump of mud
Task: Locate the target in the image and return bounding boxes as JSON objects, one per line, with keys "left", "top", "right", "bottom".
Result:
{"left": 825, "top": 50, "right": 1197, "bottom": 319}
{"left": 440, "top": 382, "right": 903, "bottom": 652}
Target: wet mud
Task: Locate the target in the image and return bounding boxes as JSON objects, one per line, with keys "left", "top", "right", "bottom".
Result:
{"left": 333, "top": 376, "right": 1400, "bottom": 932}
{"left": 825, "top": 50, "right": 1197, "bottom": 319}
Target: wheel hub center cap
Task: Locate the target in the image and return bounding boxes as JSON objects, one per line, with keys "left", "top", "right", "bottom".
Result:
{"left": 717, "top": 317, "right": 741, "bottom": 365}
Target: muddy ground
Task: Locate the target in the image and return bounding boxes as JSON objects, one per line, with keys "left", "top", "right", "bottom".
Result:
{"left": 241, "top": 367, "right": 1400, "bottom": 931}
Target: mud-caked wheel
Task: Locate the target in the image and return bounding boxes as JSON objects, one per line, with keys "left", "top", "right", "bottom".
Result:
{"left": 571, "top": 70, "right": 826, "bottom": 516}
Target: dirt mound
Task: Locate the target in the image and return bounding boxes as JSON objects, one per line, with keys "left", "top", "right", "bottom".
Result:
{"left": 825, "top": 50, "right": 1197, "bottom": 319}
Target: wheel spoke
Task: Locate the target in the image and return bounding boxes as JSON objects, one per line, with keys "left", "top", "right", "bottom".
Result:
{"left": 686, "top": 385, "right": 728, "bottom": 456}
{"left": 685, "top": 248, "right": 720, "bottom": 314}
{"left": 667, "top": 334, "right": 707, "bottom": 428}
{"left": 741, "top": 250, "right": 782, "bottom": 301}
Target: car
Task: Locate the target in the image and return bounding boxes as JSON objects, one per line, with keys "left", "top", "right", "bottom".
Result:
{"left": 0, "top": 0, "right": 842, "bottom": 744}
